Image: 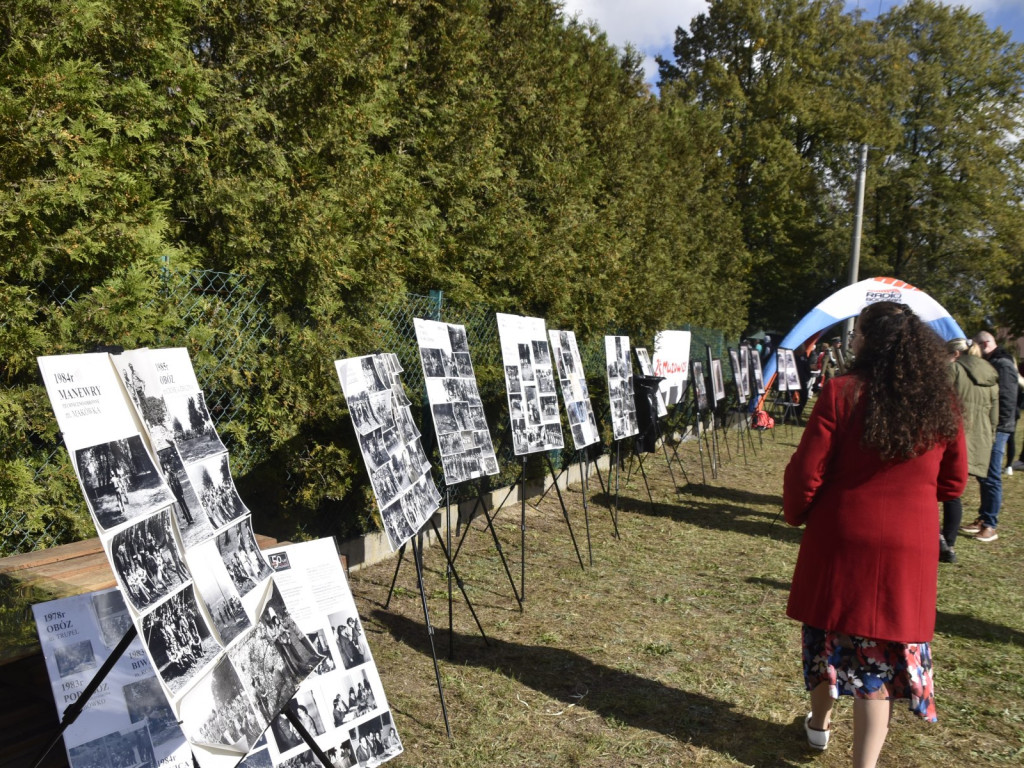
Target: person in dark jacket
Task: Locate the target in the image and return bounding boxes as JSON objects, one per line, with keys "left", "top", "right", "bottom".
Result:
{"left": 941, "top": 339, "right": 998, "bottom": 562}
{"left": 961, "top": 332, "right": 1018, "bottom": 542}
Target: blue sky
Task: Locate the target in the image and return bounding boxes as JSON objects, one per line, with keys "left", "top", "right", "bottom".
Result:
{"left": 560, "top": 1, "right": 1024, "bottom": 88}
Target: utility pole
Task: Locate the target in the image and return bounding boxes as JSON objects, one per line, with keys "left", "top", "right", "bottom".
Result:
{"left": 845, "top": 143, "right": 869, "bottom": 340}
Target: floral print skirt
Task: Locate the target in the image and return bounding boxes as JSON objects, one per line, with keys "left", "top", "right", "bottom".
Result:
{"left": 802, "top": 624, "right": 937, "bottom": 721}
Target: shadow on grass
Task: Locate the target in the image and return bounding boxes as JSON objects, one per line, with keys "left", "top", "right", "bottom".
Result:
{"left": 741, "top": 578, "right": 1024, "bottom": 647}
{"left": 591, "top": 492, "right": 802, "bottom": 545}
{"left": 679, "top": 483, "right": 784, "bottom": 509}
{"left": 374, "top": 610, "right": 808, "bottom": 768}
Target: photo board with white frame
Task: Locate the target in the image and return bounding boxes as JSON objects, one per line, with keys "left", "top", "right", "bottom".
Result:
{"left": 652, "top": 330, "right": 691, "bottom": 407}
{"left": 548, "top": 329, "right": 601, "bottom": 450}
{"left": 413, "top": 318, "right": 499, "bottom": 485}
{"left": 782, "top": 348, "right": 801, "bottom": 391}
{"left": 728, "top": 348, "right": 747, "bottom": 405}
{"left": 738, "top": 344, "right": 753, "bottom": 401}
{"left": 39, "top": 350, "right": 316, "bottom": 768}
{"left": 635, "top": 347, "right": 668, "bottom": 417}
{"left": 691, "top": 360, "right": 709, "bottom": 413}
{"left": 336, "top": 354, "right": 442, "bottom": 551}
{"left": 496, "top": 313, "right": 564, "bottom": 455}
{"left": 604, "top": 336, "right": 639, "bottom": 440}
{"left": 750, "top": 349, "right": 766, "bottom": 396}
{"left": 710, "top": 358, "right": 726, "bottom": 404}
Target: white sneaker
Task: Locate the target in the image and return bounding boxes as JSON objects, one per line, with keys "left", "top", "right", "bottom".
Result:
{"left": 1005, "top": 466, "right": 1013, "bottom": 477}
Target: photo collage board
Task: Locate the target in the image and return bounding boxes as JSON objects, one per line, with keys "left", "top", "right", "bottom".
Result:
{"left": 707, "top": 346, "right": 726, "bottom": 405}
{"left": 547, "top": 329, "right": 600, "bottom": 451}
{"left": 691, "top": 360, "right": 709, "bottom": 413}
{"left": 33, "top": 537, "right": 403, "bottom": 768}
{"left": 652, "top": 330, "right": 691, "bottom": 407}
{"left": 634, "top": 347, "right": 668, "bottom": 417}
{"left": 727, "top": 348, "right": 747, "bottom": 406}
{"left": 604, "top": 336, "right": 639, "bottom": 440}
{"left": 413, "top": 318, "right": 499, "bottom": 486}
{"left": 335, "top": 353, "right": 442, "bottom": 551}
{"left": 496, "top": 313, "right": 564, "bottom": 455}
{"left": 778, "top": 349, "right": 801, "bottom": 392}
{"left": 38, "top": 350, "right": 319, "bottom": 768}
{"left": 738, "top": 344, "right": 753, "bottom": 402}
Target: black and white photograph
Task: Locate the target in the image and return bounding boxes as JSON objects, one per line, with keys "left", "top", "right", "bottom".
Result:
{"left": 238, "top": 746, "right": 274, "bottom": 768}
{"left": 89, "top": 588, "right": 133, "bottom": 650}
{"left": 329, "top": 610, "right": 369, "bottom": 671}
{"left": 420, "top": 348, "right": 446, "bottom": 378}
{"left": 710, "top": 358, "right": 726, "bottom": 404}
{"left": 123, "top": 675, "right": 182, "bottom": 750}
{"left": 115, "top": 352, "right": 172, "bottom": 445}
{"left": 549, "top": 329, "right": 600, "bottom": 450}
{"left": 54, "top": 639, "right": 97, "bottom": 678}
{"left": 306, "top": 629, "right": 337, "bottom": 676}
{"left": 692, "top": 361, "right": 709, "bottom": 412}
{"left": 262, "top": 582, "right": 322, "bottom": 682}
{"left": 228, "top": 620, "right": 290, "bottom": 724}
{"left": 214, "top": 518, "right": 272, "bottom": 598}
{"left": 188, "top": 539, "right": 251, "bottom": 646}
{"left": 535, "top": 366, "right": 556, "bottom": 394}
{"left": 179, "top": 655, "right": 263, "bottom": 751}
{"left": 184, "top": 453, "right": 250, "bottom": 530}
{"left": 74, "top": 435, "right": 174, "bottom": 530}
{"left": 370, "top": 463, "right": 401, "bottom": 508}
{"left": 163, "top": 391, "right": 226, "bottom": 465}
{"left": 751, "top": 350, "right": 766, "bottom": 395}
{"left": 140, "top": 585, "right": 220, "bottom": 695}
{"left": 349, "top": 711, "right": 402, "bottom": 767}
{"left": 345, "top": 390, "right": 385, "bottom": 435}
{"left": 431, "top": 402, "right": 459, "bottom": 434}
{"left": 447, "top": 324, "right": 469, "bottom": 354}
{"left": 109, "top": 508, "right": 190, "bottom": 613}
{"left": 67, "top": 723, "right": 157, "bottom": 768}
{"left": 729, "top": 348, "right": 747, "bottom": 405}
{"left": 505, "top": 365, "right": 521, "bottom": 393}
{"left": 157, "top": 445, "right": 215, "bottom": 549}
{"left": 605, "top": 335, "right": 639, "bottom": 440}
{"left": 783, "top": 348, "right": 801, "bottom": 391}
{"left": 356, "top": 428, "right": 391, "bottom": 472}
{"left": 635, "top": 347, "right": 654, "bottom": 376}
{"left": 291, "top": 690, "right": 327, "bottom": 737}
{"left": 360, "top": 356, "right": 389, "bottom": 393}
{"left": 328, "top": 668, "right": 381, "bottom": 727}
{"left": 270, "top": 712, "right": 305, "bottom": 754}
{"left": 379, "top": 498, "right": 415, "bottom": 551}
{"left": 327, "top": 740, "right": 358, "bottom": 768}
{"left": 739, "top": 344, "right": 753, "bottom": 400}
{"left": 517, "top": 343, "right": 534, "bottom": 382}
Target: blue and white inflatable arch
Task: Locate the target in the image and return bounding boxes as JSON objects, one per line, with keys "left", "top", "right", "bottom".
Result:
{"left": 762, "top": 276, "right": 965, "bottom": 388}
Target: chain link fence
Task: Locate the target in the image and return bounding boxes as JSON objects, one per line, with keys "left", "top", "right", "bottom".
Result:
{"left": 1, "top": 278, "right": 725, "bottom": 556}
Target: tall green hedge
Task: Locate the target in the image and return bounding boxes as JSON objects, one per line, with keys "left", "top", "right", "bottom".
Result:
{"left": 1, "top": 0, "right": 750, "bottom": 550}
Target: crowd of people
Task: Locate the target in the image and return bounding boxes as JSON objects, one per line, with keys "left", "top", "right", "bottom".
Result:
{"left": 781, "top": 300, "right": 1021, "bottom": 768}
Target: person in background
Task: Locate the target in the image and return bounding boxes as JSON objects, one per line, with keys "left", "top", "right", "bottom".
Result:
{"left": 1013, "top": 356, "right": 1024, "bottom": 472}
{"left": 961, "top": 331, "right": 1018, "bottom": 542}
{"left": 784, "top": 301, "right": 966, "bottom": 768}
{"left": 941, "top": 339, "right": 998, "bottom": 563}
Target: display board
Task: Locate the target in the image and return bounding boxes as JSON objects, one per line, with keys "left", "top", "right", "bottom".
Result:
{"left": 651, "top": 330, "right": 691, "bottom": 407}
{"left": 413, "top": 318, "right": 499, "bottom": 485}
{"left": 781, "top": 348, "right": 801, "bottom": 391}
{"left": 39, "top": 351, "right": 317, "bottom": 768}
{"left": 709, "top": 358, "right": 726, "bottom": 404}
{"left": 691, "top": 360, "right": 709, "bottom": 413}
{"left": 750, "top": 349, "right": 766, "bottom": 396}
{"left": 728, "top": 348, "right": 747, "bottom": 405}
{"left": 738, "top": 344, "right": 753, "bottom": 402}
{"left": 548, "top": 329, "right": 600, "bottom": 450}
{"left": 256, "top": 538, "right": 403, "bottom": 768}
{"left": 496, "top": 313, "right": 564, "bottom": 455}
{"left": 335, "top": 353, "right": 441, "bottom": 551}
{"left": 33, "top": 588, "right": 192, "bottom": 768}
{"left": 604, "top": 336, "right": 639, "bottom": 440}
{"left": 635, "top": 347, "right": 668, "bottom": 417}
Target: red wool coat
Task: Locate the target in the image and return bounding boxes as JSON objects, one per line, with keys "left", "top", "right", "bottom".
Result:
{"left": 784, "top": 375, "right": 967, "bottom": 643}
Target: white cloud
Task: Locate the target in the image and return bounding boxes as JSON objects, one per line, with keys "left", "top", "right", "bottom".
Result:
{"left": 560, "top": 0, "right": 708, "bottom": 56}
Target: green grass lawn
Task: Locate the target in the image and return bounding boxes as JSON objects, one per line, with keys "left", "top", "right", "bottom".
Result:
{"left": 352, "top": 420, "right": 1024, "bottom": 767}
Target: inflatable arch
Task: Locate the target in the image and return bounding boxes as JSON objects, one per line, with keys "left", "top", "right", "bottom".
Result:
{"left": 761, "top": 277, "right": 966, "bottom": 388}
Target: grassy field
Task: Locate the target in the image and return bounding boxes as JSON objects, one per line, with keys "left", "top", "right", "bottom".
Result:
{"left": 352, "top": 420, "right": 1024, "bottom": 767}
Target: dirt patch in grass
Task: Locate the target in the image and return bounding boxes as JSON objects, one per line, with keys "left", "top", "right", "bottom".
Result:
{"left": 351, "top": 422, "right": 1024, "bottom": 767}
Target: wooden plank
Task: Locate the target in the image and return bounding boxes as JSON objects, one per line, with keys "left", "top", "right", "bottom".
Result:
{"left": 0, "top": 539, "right": 104, "bottom": 576}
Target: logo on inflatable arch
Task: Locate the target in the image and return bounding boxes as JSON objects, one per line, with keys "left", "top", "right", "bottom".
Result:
{"left": 865, "top": 289, "right": 902, "bottom": 304}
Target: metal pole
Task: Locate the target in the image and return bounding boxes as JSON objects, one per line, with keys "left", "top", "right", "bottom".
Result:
{"left": 845, "top": 143, "right": 868, "bottom": 339}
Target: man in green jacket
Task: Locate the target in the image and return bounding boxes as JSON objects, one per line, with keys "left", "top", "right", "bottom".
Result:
{"left": 942, "top": 339, "right": 998, "bottom": 562}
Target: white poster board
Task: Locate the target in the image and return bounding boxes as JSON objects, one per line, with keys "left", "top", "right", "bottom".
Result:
{"left": 652, "top": 330, "right": 691, "bottom": 406}
{"left": 39, "top": 351, "right": 317, "bottom": 768}
{"left": 738, "top": 344, "right": 753, "bottom": 401}
{"left": 33, "top": 588, "right": 193, "bottom": 768}
{"left": 782, "top": 349, "right": 801, "bottom": 391}
{"left": 604, "top": 336, "right": 639, "bottom": 440}
{"left": 548, "top": 329, "right": 600, "bottom": 450}
{"left": 691, "top": 361, "right": 709, "bottom": 413}
{"left": 414, "top": 318, "right": 499, "bottom": 485}
{"left": 710, "top": 359, "right": 726, "bottom": 404}
{"left": 335, "top": 354, "right": 441, "bottom": 551}
{"left": 635, "top": 347, "right": 668, "bottom": 418}
{"left": 257, "top": 538, "right": 403, "bottom": 768}
{"left": 728, "top": 348, "right": 746, "bottom": 405}
{"left": 496, "top": 313, "right": 564, "bottom": 455}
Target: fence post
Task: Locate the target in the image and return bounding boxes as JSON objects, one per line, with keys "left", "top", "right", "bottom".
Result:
{"left": 429, "top": 289, "right": 443, "bottom": 322}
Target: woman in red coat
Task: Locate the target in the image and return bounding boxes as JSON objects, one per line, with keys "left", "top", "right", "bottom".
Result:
{"left": 784, "top": 301, "right": 967, "bottom": 767}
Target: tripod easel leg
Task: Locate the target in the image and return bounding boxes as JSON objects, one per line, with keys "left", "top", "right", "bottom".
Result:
{"left": 582, "top": 452, "right": 593, "bottom": 565}
{"left": 544, "top": 454, "right": 586, "bottom": 571}
{"left": 412, "top": 533, "right": 453, "bottom": 739}
{"left": 384, "top": 543, "right": 408, "bottom": 609}
{"left": 633, "top": 445, "right": 657, "bottom": 514}
{"left": 428, "top": 519, "right": 490, "bottom": 646}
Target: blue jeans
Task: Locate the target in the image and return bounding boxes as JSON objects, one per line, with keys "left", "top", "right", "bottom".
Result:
{"left": 978, "top": 431, "right": 1009, "bottom": 529}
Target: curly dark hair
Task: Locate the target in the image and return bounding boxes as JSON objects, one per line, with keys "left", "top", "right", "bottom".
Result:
{"left": 847, "top": 301, "right": 961, "bottom": 460}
